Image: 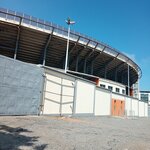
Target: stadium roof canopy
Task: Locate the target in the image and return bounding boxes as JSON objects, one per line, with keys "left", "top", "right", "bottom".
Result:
{"left": 0, "top": 8, "right": 142, "bottom": 87}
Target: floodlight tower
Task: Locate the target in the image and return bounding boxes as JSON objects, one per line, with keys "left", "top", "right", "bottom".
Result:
{"left": 64, "top": 17, "right": 75, "bottom": 73}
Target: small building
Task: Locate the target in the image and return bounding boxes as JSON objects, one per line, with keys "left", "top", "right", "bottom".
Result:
{"left": 139, "top": 91, "right": 150, "bottom": 116}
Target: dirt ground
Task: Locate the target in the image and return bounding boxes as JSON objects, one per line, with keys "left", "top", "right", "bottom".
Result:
{"left": 0, "top": 116, "right": 150, "bottom": 150}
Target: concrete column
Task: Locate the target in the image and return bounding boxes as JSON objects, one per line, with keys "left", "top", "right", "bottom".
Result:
{"left": 91, "top": 61, "right": 94, "bottom": 75}
{"left": 128, "top": 64, "right": 130, "bottom": 96}
{"left": 115, "top": 68, "right": 118, "bottom": 81}
{"left": 14, "top": 18, "right": 22, "bottom": 59}
{"left": 84, "top": 59, "right": 87, "bottom": 73}
{"left": 76, "top": 56, "right": 79, "bottom": 71}
{"left": 104, "top": 66, "right": 107, "bottom": 79}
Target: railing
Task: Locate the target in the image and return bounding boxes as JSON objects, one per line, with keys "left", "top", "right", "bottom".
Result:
{"left": 0, "top": 7, "right": 142, "bottom": 78}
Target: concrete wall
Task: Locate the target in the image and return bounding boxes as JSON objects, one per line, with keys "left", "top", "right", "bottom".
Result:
{"left": 138, "top": 101, "right": 148, "bottom": 117}
{"left": 148, "top": 106, "right": 150, "bottom": 117}
{"left": 144, "top": 103, "right": 148, "bottom": 117}
{"left": 0, "top": 55, "right": 148, "bottom": 117}
{"left": 43, "top": 69, "right": 75, "bottom": 115}
{"left": 139, "top": 101, "right": 145, "bottom": 117}
{"left": 75, "top": 80, "right": 95, "bottom": 115}
{"left": 0, "top": 55, "right": 44, "bottom": 115}
{"left": 61, "top": 78, "right": 74, "bottom": 114}
{"left": 43, "top": 74, "right": 61, "bottom": 115}
{"left": 42, "top": 68, "right": 148, "bottom": 117}
{"left": 125, "top": 98, "right": 148, "bottom": 117}
{"left": 125, "top": 97, "right": 139, "bottom": 117}
{"left": 125, "top": 97, "right": 131, "bottom": 116}
{"left": 112, "top": 93, "right": 125, "bottom": 101}
{"left": 131, "top": 98, "right": 139, "bottom": 116}
{"left": 95, "top": 88, "right": 111, "bottom": 116}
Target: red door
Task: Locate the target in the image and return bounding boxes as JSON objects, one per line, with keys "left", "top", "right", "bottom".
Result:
{"left": 111, "top": 99, "right": 125, "bottom": 117}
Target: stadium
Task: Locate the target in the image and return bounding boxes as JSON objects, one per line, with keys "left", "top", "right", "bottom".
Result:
{"left": 0, "top": 8, "right": 148, "bottom": 117}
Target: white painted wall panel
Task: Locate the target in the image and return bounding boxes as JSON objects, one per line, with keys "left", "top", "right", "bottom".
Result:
{"left": 148, "top": 106, "right": 150, "bottom": 117}
{"left": 43, "top": 72, "right": 75, "bottom": 115}
{"left": 144, "top": 103, "right": 148, "bottom": 117}
{"left": 95, "top": 89, "right": 111, "bottom": 116}
{"left": 75, "top": 80, "right": 95, "bottom": 114}
{"left": 132, "top": 99, "right": 138, "bottom": 116}
{"left": 61, "top": 82, "right": 74, "bottom": 114}
{"left": 62, "top": 86, "right": 74, "bottom": 96}
{"left": 45, "top": 81, "right": 61, "bottom": 94}
{"left": 45, "top": 92, "right": 60, "bottom": 103}
{"left": 62, "top": 79, "right": 74, "bottom": 86}
{"left": 46, "top": 74, "right": 61, "bottom": 84}
{"left": 43, "top": 73, "right": 61, "bottom": 115}
{"left": 139, "top": 101, "right": 145, "bottom": 117}
{"left": 43, "top": 69, "right": 146, "bottom": 117}
{"left": 43, "top": 99, "right": 60, "bottom": 114}
{"left": 62, "top": 103, "right": 73, "bottom": 114}
{"left": 62, "top": 96, "right": 73, "bottom": 103}
{"left": 125, "top": 97, "right": 132, "bottom": 116}
{"left": 112, "top": 93, "right": 125, "bottom": 101}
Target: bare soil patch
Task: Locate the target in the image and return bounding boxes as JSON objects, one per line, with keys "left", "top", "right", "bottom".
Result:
{"left": 0, "top": 116, "right": 150, "bottom": 150}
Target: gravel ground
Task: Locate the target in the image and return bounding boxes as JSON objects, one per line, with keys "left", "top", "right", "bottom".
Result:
{"left": 0, "top": 116, "right": 150, "bottom": 150}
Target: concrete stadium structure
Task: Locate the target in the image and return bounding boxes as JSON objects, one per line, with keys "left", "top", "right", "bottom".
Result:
{"left": 0, "top": 8, "right": 148, "bottom": 117}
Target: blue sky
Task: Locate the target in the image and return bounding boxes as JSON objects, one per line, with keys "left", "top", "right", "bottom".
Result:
{"left": 0, "top": 0, "right": 150, "bottom": 90}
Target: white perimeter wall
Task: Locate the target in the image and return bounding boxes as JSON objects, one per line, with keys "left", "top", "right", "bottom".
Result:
{"left": 125, "top": 98, "right": 148, "bottom": 117}
{"left": 138, "top": 101, "right": 148, "bottom": 117}
{"left": 43, "top": 74, "right": 61, "bottom": 114}
{"left": 139, "top": 101, "right": 145, "bottom": 117}
{"left": 125, "top": 97, "right": 132, "bottom": 116}
{"left": 61, "top": 78, "right": 74, "bottom": 114}
{"left": 75, "top": 80, "right": 95, "bottom": 114}
{"left": 43, "top": 72, "right": 75, "bottom": 115}
{"left": 125, "top": 97, "right": 139, "bottom": 117}
{"left": 42, "top": 68, "right": 148, "bottom": 117}
{"left": 148, "top": 106, "right": 150, "bottom": 117}
{"left": 112, "top": 93, "right": 125, "bottom": 101}
{"left": 95, "top": 88, "right": 111, "bottom": 116}
{"left": 132, "top": 99, "right": 139, "bottom": 116}
{"left": 144, "top": 103, "right": 148, "bottom": 117}
{"left": 125, "top": 97, "right": 139, "bottom": 116}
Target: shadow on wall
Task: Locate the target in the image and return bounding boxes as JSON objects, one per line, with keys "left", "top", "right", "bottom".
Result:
{"left": 0, "top": 125, "right": 47, "bottom": 150}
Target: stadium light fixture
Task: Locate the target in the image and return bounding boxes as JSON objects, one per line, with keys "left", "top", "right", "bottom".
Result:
{"left": 64, "top": 17, "right": 75, "bottom": 73}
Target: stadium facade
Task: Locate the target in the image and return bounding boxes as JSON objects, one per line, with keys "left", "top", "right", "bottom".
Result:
{"left": 0, "top": 8, "right": 148, "bottom": 117}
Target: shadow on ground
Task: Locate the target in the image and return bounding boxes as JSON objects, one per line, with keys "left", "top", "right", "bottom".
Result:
{"left": 0, "top": 125, "right": 47, "bottom": 150}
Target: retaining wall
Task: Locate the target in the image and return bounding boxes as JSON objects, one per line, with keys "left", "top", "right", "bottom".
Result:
{"left": 0, "top": 55, "right": 44, "bottom": 115}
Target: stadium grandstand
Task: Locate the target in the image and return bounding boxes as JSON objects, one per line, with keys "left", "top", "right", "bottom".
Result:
{"left": 0, "top": 8, "right": 147, "bottom": 117}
